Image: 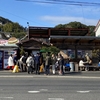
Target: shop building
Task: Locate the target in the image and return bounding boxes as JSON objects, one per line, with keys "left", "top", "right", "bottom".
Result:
{"left": 0, "top": 32, "right": 18, "bottom": 69}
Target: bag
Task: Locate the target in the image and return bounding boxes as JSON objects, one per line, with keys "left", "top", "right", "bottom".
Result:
{"left": 28, "top": 66, "right": 33, "bottom": 73}
{"left": 28, "top": 59, "right": 33, "bottom": 67}
{"left": 89, "top": 60, "right": 92, "bottom": 64}
{"left": 39, "top": 64, "right": 44, "bottom": 72}
{"left": 12, "top": 65, "right": 20, "bottom": 73}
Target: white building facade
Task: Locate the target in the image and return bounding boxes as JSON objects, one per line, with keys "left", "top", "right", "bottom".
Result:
{"left": 94, "top": 20, "right": 100, "bottom": 37}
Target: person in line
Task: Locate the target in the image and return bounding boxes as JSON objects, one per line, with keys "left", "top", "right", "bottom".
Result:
{"left": 22, "top": 53, "right": 27, "bottom": 72}
{"left": 34, "top": 53, "right": 40, "bottom": 74}
{"left": 8, "top": 54, "right": 14, "bottom": 70}
{"left": 51, "top": 54, "right": 57, "bottom": 74}
{"left": 26, "top": 53, "right": 34, "bottom": 74}
{"left": 13, "top": 54, "right": 18, "bottom": 66}
{"left": 44, "top": 52, "right": 51, "bottom": 75}
{"left": 18, "top": 54, "right": 24, "bottom": 72}
{"left": 58, "top": 53, "right": 64, "bottom": 75}
{"left": 39, "top": 52, "right": 44, "bottom": 73}
{"left": 39, "top": 52, "right": 44, "bottom": 66}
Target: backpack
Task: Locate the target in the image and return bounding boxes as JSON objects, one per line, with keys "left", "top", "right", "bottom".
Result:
{"left": 28, "top": 59, "right": 33, "bottom": 66}
{"left": 22, "top": 56, "right": 27, "bottom": 63}
{"left": 26, "top": 57, "right": 33, "bottom": 67}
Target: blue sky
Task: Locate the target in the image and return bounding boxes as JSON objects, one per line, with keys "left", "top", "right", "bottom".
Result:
{"left": 0, "top": 0, "right": 100, "bottom": 27}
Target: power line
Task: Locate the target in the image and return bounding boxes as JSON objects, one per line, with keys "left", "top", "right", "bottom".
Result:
{"left": 0, "top": 9, "right": 47, "bottom": 27}
{"left": 16, "top": 0, "right": 100, "bottom": 6}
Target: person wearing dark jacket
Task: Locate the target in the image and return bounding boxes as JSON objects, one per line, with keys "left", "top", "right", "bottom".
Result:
{"left": 51, "top": 54, "right": 57, "bottom": 74}
{"left": 44, "top": 53, "right": 51, "bottom": 75}
{"left": 34, "top": 53, "right": 40, "bottom": 74}
{"left": 22, "top": 54, "right": 27, "bottom": 72}
{"left": 58, "top": 54, "right": 64, "bottom": 75}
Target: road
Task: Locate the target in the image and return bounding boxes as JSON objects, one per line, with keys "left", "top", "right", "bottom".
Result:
{"left": 0, "top": 73, "right": 100, "bottom": 100}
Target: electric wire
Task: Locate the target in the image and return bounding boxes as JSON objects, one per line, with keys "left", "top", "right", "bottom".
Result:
{"left": 16, "top": 0, "right": 100, "bottom": 6}
{"left": 0, "top": 9, "right": 47, "bottom": 27}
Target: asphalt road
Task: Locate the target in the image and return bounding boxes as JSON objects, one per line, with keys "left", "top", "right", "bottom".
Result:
{"left": 0, "top": 71, "right": 100, "bottom": 100}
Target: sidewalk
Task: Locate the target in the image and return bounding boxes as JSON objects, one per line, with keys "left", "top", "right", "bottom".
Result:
{"left": 0, "top": 70, "right": 100, "bottom": 78}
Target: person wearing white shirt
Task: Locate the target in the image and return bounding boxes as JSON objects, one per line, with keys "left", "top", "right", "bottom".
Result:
{"left": 79, "top": 59, "right": 85, "bottom": 71}
{"left": 8, "top": 54, "right": 14, "bottom": 70}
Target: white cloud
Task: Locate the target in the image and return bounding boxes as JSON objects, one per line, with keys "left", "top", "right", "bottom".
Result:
{"left": 40, "top": 15, "right": 98, "bottom": 26}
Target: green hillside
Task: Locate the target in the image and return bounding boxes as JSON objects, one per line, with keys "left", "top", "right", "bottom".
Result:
{"left": 0, "top": 16, "right": 12, "bottom": 24}
{"left": 0, "top": 16, "right": 96, "bottom": 38}
{"left": 0, "top": 16, "right": 26, "bottom": 39}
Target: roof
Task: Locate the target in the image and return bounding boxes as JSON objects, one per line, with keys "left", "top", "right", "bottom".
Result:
{"left": 50, "top": 36, "right": 100, "bottom": 50}
{"left": 28, "top": 26, "right": 89, "bottom": 38}
{"left": 19, "top": 37, "right": 49, "bottom": 50}
{"left": 20, "top": 38, "right": 49, "bottom": 46}
{"left": 94, "top": 20, "right": 100, "bottom": 32}
{"left": 0, "top": 44, "right": 18, "bottom": 48}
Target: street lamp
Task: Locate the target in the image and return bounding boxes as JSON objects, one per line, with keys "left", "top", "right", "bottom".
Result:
{"left": 27, "top": 22, "right": 29, "bottom": 39}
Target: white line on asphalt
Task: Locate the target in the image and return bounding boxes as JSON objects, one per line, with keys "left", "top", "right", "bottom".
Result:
{"left": 28, "top": 91, "right": 40, "bottom": 93}
{"left": 77, "top": 90, "right": 90, "bottom": 93}
{"left": 48, "top": 98, "right": 64, "bottom": 100}
{"left": 0, "top": 97, "right": 13, "bottom": 99}
{"left": 40, "top": 89, "right": 48, "bottom": 91}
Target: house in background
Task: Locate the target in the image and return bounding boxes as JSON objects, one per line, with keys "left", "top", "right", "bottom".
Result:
{"left": 94, "top": 20, "right": 100, "bottom": 37}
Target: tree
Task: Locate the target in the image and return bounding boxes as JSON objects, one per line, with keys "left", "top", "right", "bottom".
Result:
{"left": 20, "top": 46, "right": 25, "bottom": 56}
{"left": 1, "top": 22, "right": 26, "bottom": 39}
{"left": 12, "top": 32, "right": 26, "bottom": 39}
{"left": 55, "top": 21, "right": 87, "bottom": 29}
{"left": 0, "top": 16, "right": 26, "bottom": 39}
{"left": 3, "top": 23, "right": 13, "bottom": 32}
{"left": 88, "top": 25, "right": 95, "bottom": 36}
{"left": 55, "top": 21, "right": 95, "bottom": 36}
{"left": 41, "top": 46, "right": 60, "bottom": 55}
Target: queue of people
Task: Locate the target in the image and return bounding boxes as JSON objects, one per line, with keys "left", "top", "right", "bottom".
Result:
{"left": 8, "top": 52, "right": 65, "bottom": 75}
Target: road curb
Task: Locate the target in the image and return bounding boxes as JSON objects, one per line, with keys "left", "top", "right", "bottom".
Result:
{"left": 0, "top": 75, "right": 100, "bottom": 79}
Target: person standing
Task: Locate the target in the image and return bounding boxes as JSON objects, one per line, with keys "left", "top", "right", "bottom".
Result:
{"left": 39, "top": 52, "right": 44, "bottom": 73}
{"left": 26, "top": 54, "right": 34, "bottom": 74}
{"left": 34, "top": 53, "right": 40, "bottom": 74}
{"left": 51, "top": 54, "right": 57, "bottom": 74}
{"left": 58, "top": 54, "right": 64, "bottom": 75}
{"left": 44, "top": 52, "right": 51, "bottom": 75}
{"left": 22, "top": 54, "right": 27, "bottom": 72}
{"left": 8, "top": 54, "right": 14, "bottom": 70}
{"left": 13, "top": 54, "right": 18, "bottom": 66}
{"left": 18, "top": 55, "right": 24, "bottom": 72}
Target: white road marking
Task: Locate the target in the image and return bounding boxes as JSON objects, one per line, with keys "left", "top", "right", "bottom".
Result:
{"left": 40, "top": 89, "right": 48, "bottom": 91}
{"left": 48, "top": 98, "right": 64, "bottom": 100}
{"left": 0, "top": 97, "right": 13, "bottom": 99}
{"left": 28, "top": 91, "right": 40, "bottom": 93}
{"left": 77, "top": 90, "right": 90, "bottom": 93}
